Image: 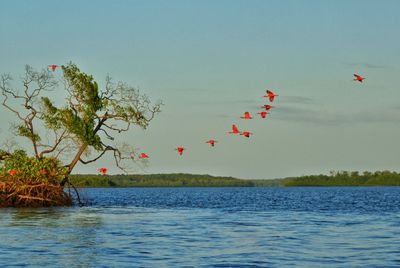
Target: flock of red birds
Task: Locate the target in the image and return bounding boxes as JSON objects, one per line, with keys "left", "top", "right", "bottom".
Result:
{"left": 6, "top": 65, "right": 366, "bottom": 177}
{"left": 172, "top": 89, "right": 279, "bottom": 161}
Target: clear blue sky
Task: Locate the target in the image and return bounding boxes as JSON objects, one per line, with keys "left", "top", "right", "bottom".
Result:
{"left": 1, "top": 0, "right": 400, "bottom": 179}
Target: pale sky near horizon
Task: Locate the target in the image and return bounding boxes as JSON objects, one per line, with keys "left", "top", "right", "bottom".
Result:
{"left": 1, "top": 0, "right": 400, "bottom": 179}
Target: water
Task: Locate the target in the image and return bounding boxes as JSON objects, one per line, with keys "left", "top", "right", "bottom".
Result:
{"left": 1, "top": 187, "right": 400, "bottom": 267}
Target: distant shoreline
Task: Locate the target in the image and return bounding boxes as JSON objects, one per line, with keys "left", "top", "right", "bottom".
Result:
{"left": 69, "top": 171, "right": 400, "bottom": 188}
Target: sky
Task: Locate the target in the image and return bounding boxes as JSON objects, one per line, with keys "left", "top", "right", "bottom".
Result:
{"left": 1, "top": 0, "right": 400, "bottom": 179}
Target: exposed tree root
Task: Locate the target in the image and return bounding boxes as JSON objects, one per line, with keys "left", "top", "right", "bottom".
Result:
{"left": 0, "top": 177, "right": 73, "bottom": 207}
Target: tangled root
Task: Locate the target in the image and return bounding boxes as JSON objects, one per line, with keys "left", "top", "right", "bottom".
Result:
{"left": 0, "top": 177, "right": 72, "bottom": 207}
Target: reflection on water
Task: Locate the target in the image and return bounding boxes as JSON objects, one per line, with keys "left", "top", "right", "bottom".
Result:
{"left": 1, "top": 187, "right": 400, "bottom": 267}
{"left": 9, "top": 207, "right": 103, "bottom": 228}
{"left": 1, "top": 207, "right": 104, "bottom": 267}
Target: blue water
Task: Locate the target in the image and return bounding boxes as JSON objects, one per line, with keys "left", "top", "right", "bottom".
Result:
{"left": 1, "top": 187, "right": 400, "bottom": 267}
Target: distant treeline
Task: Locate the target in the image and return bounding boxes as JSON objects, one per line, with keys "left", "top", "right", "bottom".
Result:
{"left": 68, "top": 171, "right": 400, "bottom": 188}
{"left": 284, "top": 171, "right": 400, "bottom": 186}
{"left": 69, "top": 173, "right": 256, "bottom": 187}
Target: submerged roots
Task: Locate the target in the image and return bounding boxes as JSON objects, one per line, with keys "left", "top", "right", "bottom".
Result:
{"left": 0, "top": 177, "right": 72, "bottom": 208}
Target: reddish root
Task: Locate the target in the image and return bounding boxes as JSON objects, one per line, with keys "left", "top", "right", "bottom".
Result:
{"left": 0, "top": 176, "right": 73, "bottom": 208}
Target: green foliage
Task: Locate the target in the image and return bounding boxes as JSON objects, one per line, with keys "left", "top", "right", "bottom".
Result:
{"left": 0, "top": 149, "right": 10, "bottom": 160}
{"left": 62, "top": 64, "right": 103, "bottom": 118}
{"left": 67, "top": 171, "right": 400, "bottom": 188}
{"left": 61, "top": 109, "right": 102, "bottom": 150}
{"left": 42, "top": 93, "right": 104, "bottom": 149}
{"left": 17, "top": 125, "right": 41, "bottom": 143}
{"left": 41, "top": 97, "right": 62, "bottom": 129}
{"left": 39, "top": 63, "right": 104, "bottom": 151}
{"left": 39, "top": 63, "right": 161, "bottom": 155}
{"left": 284, "top": 170, "right": 400, "bottom": 186}
{"left": 0, "top": 150, "right": 68, "bottom": 183}
{"left": 61, "top": 64, "right": 103, "bottom": 150}
{"left": 69, "top": 173, "right": 255, "bottom": 187}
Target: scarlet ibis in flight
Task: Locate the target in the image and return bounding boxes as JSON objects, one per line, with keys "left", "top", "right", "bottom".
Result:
{"left": 353, "top": 74, "right": 365, "bottom": 83}
{"left": 240, "top": 131, "right": 253, "bottom": 138}
{"left": 240, "top": 112, "right": 253, "bottom": 119}
{"left": 257, "top": 111, "right": 269, "bottom": 118}
{"left": 98, "top": 167, "right": 108, "bottom": 175}
{"left": 48, "top": 64, "right": 59, "bottom": 72}
{"left": 261, "top": 105, "right": 274, "bottom": 111}
{"left": 206, "top": 139, "right": 218, "bottom": 147}
{"left": 139, "top": 153, "right": 149, "bottom": 159}
{"left": 175, "top": 147, "right": 185, "bottom": 155}
{"left": 229, "top": 124, "right": 240, "bottom": 134}
{"left": 8, "top": 170, "right": 17, "bottom": 176}
{"left": 264, "top": 90, "right": 278, "bottom": 102}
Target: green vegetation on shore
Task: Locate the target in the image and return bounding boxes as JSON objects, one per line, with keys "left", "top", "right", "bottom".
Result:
{"left": 69, "top": 170, "right": 400, "bottom": 187}
{"left": 69, "top": 173, "right": 256, "bottom": 187}
{"left": 284, "top": 171, "right": 400, "bottom": 186}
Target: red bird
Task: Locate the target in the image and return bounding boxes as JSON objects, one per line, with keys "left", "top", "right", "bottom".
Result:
{"left": 206, "top": 139, "right": 218, "bottom": 147}
{"left": 240, "top": 131, "right": 253, "bottom": 138}
{"left": 229, "top": 124, "right": 240, "bottom": 134}
{"left": 240, "top": 112, "right": 252, "bottom": 119}
{"left": 8, "top": 170, "right": 17, "bottom": 176}
{"left": 175, "top": 147, "right": 185, "bottom": 155}
{"left": 353, "top": 74, "right": 365, "bottom": 83}
{"left": 261, "top": 105, "right": 274, "bottom": 111}
{"left": 139, "top": 153, "right": 149, "bottom": 159}
{"left": 257, "top": 111, "right": 269, "bottom": 118}
{"left": 48, "top": 64, "right": 59, "bottom": 72}
{"left": 39, "top": 170, "right": 48, "bottom": 175}
{"left": 264, "top": 90, "right": 278, "bottom": 102}
{"left": 98, "top": 167, "right": 108, "bottom": 175}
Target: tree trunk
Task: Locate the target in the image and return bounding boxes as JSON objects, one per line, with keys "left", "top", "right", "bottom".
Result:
{"left": 60, "top": 117, "right": 107, "bottom": 186}
{"left": 68, "top": 144, "right": 88, "bottom": 174}
{"left": 60, "top": 144, "right": 88, "bottom": 186}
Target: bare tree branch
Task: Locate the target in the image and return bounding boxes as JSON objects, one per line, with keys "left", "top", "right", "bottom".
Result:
{"left": 103, "top": 122, "right": 130, "bottom": 133}
{"left": 39, "top": 129, "right": 67, "bottom": 158}
{"left": 1, "top": 67, "right": 57, "bottom": 158}
{"left": 78, "top": 144, "right": 114, "bottom": 165}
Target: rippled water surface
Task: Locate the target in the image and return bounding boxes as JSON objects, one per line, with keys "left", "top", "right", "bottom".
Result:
{"left": 1, "top": 187, "right": 400, "bottom": 267}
